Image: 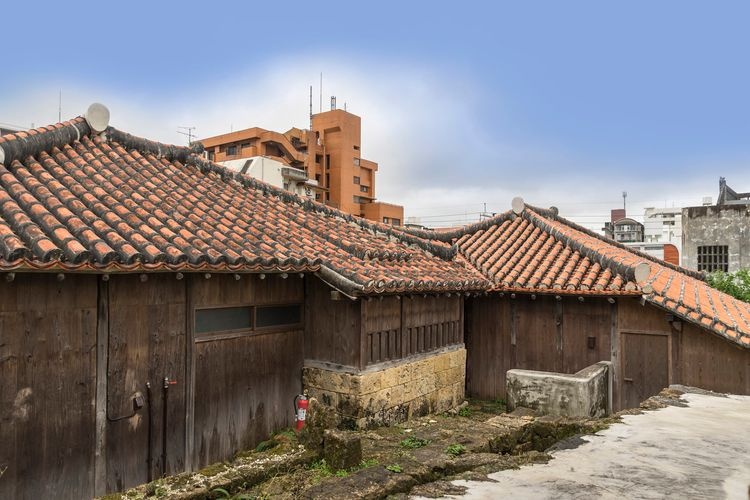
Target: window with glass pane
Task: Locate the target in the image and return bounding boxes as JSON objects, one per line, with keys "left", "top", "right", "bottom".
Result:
{"left": 255, "top": 305, "right": 302, "bottom": 328}
{"left": 195, "top": 306, "right": 253, "bottom": 334}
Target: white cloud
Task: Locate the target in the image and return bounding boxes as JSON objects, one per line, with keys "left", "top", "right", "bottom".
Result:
{"left": 2, "top": 55, "right": 748, "bottom": 231}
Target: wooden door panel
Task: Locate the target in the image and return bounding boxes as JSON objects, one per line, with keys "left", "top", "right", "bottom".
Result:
{"left": 621, "top": 333, "right": 669, "bottom": 409}
{"left": 105, "top": 275, "right": 186, "bottom": 493}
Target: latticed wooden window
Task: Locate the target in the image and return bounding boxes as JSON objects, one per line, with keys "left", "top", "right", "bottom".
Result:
{"left": 697, "top": 245, "right": 729, "bottom": 272}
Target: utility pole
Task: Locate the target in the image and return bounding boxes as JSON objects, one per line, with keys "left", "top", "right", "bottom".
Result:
{"left": 622, "top": 191, "right": 627, "bottom": 211}
{"left": 177, "top": 126, "right": 197, "bottom": 145}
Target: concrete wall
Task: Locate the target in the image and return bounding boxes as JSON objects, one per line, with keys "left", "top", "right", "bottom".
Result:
{"left": 507, "top": 361, "right": 612, "bottom": 418}
{"left": 303, "top": 347, "right": 466, "bottom": 429}
{"left": 682, "top": 204, "right": 750, "bottom": 272}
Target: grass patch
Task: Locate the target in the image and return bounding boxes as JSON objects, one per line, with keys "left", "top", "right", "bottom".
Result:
{"left": 458, "top": 406, "right": 472, "bottom": 417}
{"left": 358, "top": 458, "right": 379, "bottom": 469}
{"left": 399, "top": 436, "right": 431, "bottom": 449}
{"left": 210, "top": 487, "right": 257, "bottom": 499}
{"left": 385, "top": 464, "right": 403, "bottom": 473}
{"left": 445, "top": 444, "right": 466, "bottom": 457}
{"left": 471, "top": 397, "right": 507, "bottom": 414}
{"left": 307, "top": 459, "right": 333, "bottom": 479}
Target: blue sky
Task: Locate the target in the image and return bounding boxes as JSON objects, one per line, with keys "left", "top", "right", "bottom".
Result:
{"left": 2, "top": 1, "right": 749, "bottom": 228}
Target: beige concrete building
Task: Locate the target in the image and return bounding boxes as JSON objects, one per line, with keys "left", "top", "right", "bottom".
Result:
{"left": 200, "top": 108, "right": 404, "bottom": 225}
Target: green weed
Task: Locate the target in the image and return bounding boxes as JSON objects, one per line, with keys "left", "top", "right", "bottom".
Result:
{"left": 445, "top": 444, "right": 466, "bottom": 457}
{"left": 399, "top": 436, "right": 430, "bottom": 449}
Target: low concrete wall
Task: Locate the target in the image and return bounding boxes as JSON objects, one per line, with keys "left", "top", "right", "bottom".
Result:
{"left": 507, "top": 361, "right": 612, "bottom": 418}
{"left": 303, "top": 347, "right": 466, "bottom": 429}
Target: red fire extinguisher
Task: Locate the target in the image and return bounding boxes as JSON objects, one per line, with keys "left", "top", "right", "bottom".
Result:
{"left": 294, "top": 392, "right": 308, "bottom": 431}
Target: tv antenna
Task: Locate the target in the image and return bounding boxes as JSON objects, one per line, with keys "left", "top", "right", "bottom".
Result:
{"left": 622, "top": 191, "right": 627, "bottom": 211}
{"left": 177, "top": 126, "right": 197, "bottom": 145}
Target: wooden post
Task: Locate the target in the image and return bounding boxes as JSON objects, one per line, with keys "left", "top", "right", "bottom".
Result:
{"left": 555, "top": 298, "right": 564, "bottom": 372}
{"left": 610, "top": 300, "right": 619, "bottom": 412}
{"left": 94, "top": 279, "right": 109, "bottom": 496}
{"left": 184, "top": 275, "right": 195, "bottom": 471}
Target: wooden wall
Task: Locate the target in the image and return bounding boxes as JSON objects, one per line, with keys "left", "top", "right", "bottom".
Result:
{"left": 466, "top": 294, "right": 749, "bottom": 409}
{"left": 0, "top": 274, "right": 98, "bottom": 500}
{"left": 362, "top": 294, "right": 462, "bottom": 366}
{"left": 465, "top": 294, "right": 612, "bottom": 400}
{"left": 190, "top": 274, "right": 304, "bottom": 469}
{"left": 674, "top": 322, "right": 749, "bottom": 394}
{"left": 305, "top": 277, "right": 361, "bottom": 368}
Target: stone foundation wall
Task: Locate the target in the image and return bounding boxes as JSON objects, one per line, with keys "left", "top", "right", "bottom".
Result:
{"left": 303, "top": 347, "right": 466, "bottom": 429}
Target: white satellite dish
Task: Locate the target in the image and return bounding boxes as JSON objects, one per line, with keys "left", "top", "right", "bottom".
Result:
{"left": 85, "top": 103, "right": 110, "bottom": 133}
{"left": 511, "top": 196, "right": 525, "bottom": 215}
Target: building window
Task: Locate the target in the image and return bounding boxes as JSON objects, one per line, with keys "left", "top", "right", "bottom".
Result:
{"left": 315, "top": 154, "right": 323, "bottom": 164}
{"left": 195, "top": 303, "right": 302, "bottom": 337}
{"left": 392, "top": 218, "right": 401, "bottom": 225}
{"left": 697, "top": 245, "right": 729, "bottom": 272}
{"left": 325, "top": 174, "right": 330, "bottom": 187}
{"left": 195, "top": 306, "right": 253, "bottom": 334}
{"left": 353, "top": 196, "right": 368, "bottom": 204}
{"left": 255, "top": 305, "right": 302, "bottom": 328}
{"left": 353, "top": 158, "right": 360, "bottom": 166}
{"left": 315, "top": 193, "right": 321, "bottom": 200}
{"left": 325, "top": 154, "right": 330, "bottom": 170}
{"left": 226, "top": 145, "right": 238, "bottom": 156}
{"left": 353, "top": 176, "right": 360, "bottom": 184}
{"left": 383, "top": 217, "right": 390, "bottom": 223}
{"left": 207, "top": 150, "right": 215, "bottom": 161}
{"left": 360, "top": 186, "right": 369, "bottom": 193}
{"left": 241, "top": 142, "right": 251, "bottom": 149}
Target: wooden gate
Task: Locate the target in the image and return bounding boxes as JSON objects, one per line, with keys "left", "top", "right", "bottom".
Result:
{"left": 620, "top": 332, "right": 669, "bottom": 409}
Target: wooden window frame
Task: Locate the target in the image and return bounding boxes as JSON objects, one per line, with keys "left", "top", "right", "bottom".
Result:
{"left": 193, "top": 301, "right": 303, "bottom": 343}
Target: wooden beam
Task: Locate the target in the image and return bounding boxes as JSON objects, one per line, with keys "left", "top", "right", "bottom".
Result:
{"left": 94, "top": 279, "right": 109, "bottom": 496}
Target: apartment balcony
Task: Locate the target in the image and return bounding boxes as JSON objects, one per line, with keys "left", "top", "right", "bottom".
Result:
{"left": 281, "top": 166, "right": 308, "bottom": 182}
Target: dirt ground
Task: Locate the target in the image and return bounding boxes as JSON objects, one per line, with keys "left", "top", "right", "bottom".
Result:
{"left": 105, "top": 398, "right": 618, "bottom": 500}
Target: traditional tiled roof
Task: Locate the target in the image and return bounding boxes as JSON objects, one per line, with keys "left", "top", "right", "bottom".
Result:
{"left": 401, "top": 202, "right": 750, "bottom": 348}
{"left": 0, "top": 116, "right": 487, "bottom": 296}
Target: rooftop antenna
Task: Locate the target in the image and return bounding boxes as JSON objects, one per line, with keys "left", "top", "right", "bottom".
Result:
{"left": 309, "top": 85, "right": 313, "bottom": 128}
{"left": 177, "top": 126, "right": 197, "bottom": 145}
{"left": 331, "top": 96, "right": 337, "bottom": 111}
{"left": 622, "top": 191, "right": 627, "bottom": 211}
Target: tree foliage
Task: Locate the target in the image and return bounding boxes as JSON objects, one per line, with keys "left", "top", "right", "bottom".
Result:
{"left": 706, "top": 269, "right": 750, "bottom": 302}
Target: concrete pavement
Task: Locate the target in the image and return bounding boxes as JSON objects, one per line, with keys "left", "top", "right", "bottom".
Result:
{"left": 444, "top": 392, "right": 750, "bottom": 500}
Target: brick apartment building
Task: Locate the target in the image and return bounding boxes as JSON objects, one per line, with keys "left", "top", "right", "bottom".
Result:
{"left": 200, "top": 108, "right": 404, "bottom": 225}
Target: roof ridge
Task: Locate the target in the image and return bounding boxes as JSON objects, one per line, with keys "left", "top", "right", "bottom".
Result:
{"left": 394, "top": 210, "right": 517, "bottom": 242}
{"left": 524, "top": 203, "right": 706, "bottom": 281}
{"left": 106, "top": 127, "right": 456, "bottom": 261}
{"left": 0, "top": 117, "right": 90, "bottom": 166}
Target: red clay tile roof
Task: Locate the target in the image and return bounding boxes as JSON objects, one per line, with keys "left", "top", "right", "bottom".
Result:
{"left": 401, "top": 203, "right": 750, "bottom": 348}
{"left": 0, "top": 118, "right": 487, "bottom": 296}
